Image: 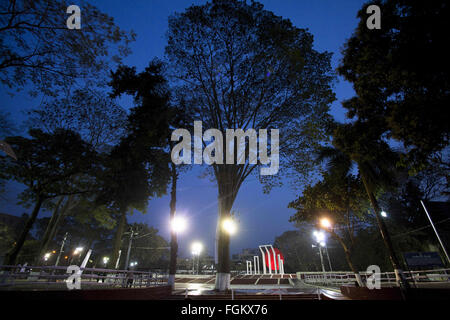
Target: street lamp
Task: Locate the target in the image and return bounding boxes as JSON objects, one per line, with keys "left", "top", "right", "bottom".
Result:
{"left": 381, "top": 211, "right": 388, "bottom": 218}
{"left": 312, "top": 230, "right": 332, "bottom": 272}
{"left": 170, "top": 216, "right": 187, "bottom": 233}
{"left": 69, "top": 246, "right": 84, "bottom": 265}
{"left": 320, "top": 217, "right": 332, "bottom": 229}
{"left": 103, "top": 256, "right": 110, "bottom": 267}
{"left": 191, "top": 242, "right": 203, "bottom": 275}
{"left": 222, "top": 218, "right": 237, "bottom": 235}
{"left": 44, "top": 252, "right": 52, "bottom": 262}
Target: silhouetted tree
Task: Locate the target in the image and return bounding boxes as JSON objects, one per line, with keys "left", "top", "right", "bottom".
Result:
{"left": 338, "top": 0, "right": 450, "bottom": 168}
{"left": 1, "top": 129, "right": 98, "bottom": 264}
{"left": 165, "top": 0, "right": 335, "bottom": 290}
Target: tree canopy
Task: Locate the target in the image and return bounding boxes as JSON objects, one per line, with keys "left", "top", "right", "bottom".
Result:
{"left": 0, "top": 0, "right": 135, "bottom": 96}
{"left": 338, "top": 0, "right": 450, "bottom": 165}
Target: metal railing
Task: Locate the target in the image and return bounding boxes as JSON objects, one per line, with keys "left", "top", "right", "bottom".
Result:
{"left": 0, "top": 265, "right": 168, "bottom": 290}
{"left": 297, "top": 268, "right": 450, "bottom": 288}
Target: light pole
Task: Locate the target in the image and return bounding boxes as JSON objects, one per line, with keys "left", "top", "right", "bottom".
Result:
{"left": 55, "top": 232, "right": 68, "bottom": 267}
{"left": 312, "top": 231, "right": 326, "bottom": 272}
{"left": 313, "top": 230, "right": 334, "bottom": 273}
{"left": 124, "top": 228, "right": 138, "bottom": 270}
{"left": 191, "top": 242, "right": 203, "bottom": 275}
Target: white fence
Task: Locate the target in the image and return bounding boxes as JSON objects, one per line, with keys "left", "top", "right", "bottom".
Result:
{"left": 0, "top": 265, "right": 168, "bottom": 289}
{"left": 297, "top": 268, "right": 450, "bottom": 288}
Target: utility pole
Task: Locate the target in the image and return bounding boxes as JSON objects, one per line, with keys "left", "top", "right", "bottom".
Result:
{"left": 55, "top": 232, "right": 68, "bottom": 267}
{"left": 124, "top": 228, "right": 135, "bottom": 269}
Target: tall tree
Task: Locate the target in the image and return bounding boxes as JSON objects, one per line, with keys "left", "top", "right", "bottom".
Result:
{"left": 289, "top": 172, "right": 370, "bottom": 285}
{"left": 0, "top": 129, "right": 98, "bottom": 264}
{"left": 165, "top": 0, "right": 335, "bottom": 290}
{"left": 320, "top": 121, "right": 411, "bottom": 291}
{"left": 338, "top": 0, "right": 450, "bottom": 168}
{"left": 96, "top": 137, "right": 167, "bottom": 269}
{"left": 109, "top": 60, "right": 187, "bottom": 284}
{"left": 26, "top": 88, "right": 128, "bottom": 264}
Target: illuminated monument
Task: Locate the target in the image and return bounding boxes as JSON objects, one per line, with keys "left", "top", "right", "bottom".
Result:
{"left": 246, "top": 244, "right": 285, "bottom": 275}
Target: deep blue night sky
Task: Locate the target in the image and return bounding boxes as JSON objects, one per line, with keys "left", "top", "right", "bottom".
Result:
{"left": 0, "top": 0, "right": 367, "bottom": 258}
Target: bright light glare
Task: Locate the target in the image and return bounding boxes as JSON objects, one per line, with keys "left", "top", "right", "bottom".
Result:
{"left": 222, "top": 218, "right": 237, "bottom": 235}
{"left": 103, "top": 257, "right": 110, "bottom": 264}
{"left": 313, "top": 230, "right": 325, "bottom": 242}
{"left": 191, "top": 242, "right": 203, "bottom": 255}
{"left": 44, "top": 253, "right": 51, "bottom": 260}
{"left": 319, "top": 241, "right": 326, "bottom": 247}
{"left": 74, "top": 247, "right": 84, "bottom": 254}
{"left": 320, "top": 218, "right": 332, "bottom": 229}
{"left": 171, "top": 216, "right": 187, "bottom": 233}
{"left": 381, "top": 211, "right": 387, "bottom": 218}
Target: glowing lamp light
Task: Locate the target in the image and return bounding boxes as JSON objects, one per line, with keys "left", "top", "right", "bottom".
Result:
{"left": 381, "top": 211, "right": 388, "bottom": 218}
{"left": 171, "top": 216, "right": 187, "bottom": 233}
{"left": 222, "top": 218, "right": 237, "bottom": 235}
{"left": 313, "top": 230, "right": 325, "bottom": 242}
{"left": 320, "top": 218, "right": 332, "bottom": 229}
{"left": 191, "top": 242, "right": 203, "bottom": 256}
{"left": 74, "top": 247, "right": 84, "bottom": 255}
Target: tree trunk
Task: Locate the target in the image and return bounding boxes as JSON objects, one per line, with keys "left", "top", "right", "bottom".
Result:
{"left": 47, "top": 195, "right": 74, "bottom": 248}
{"left": 111, "top": 208, "right": 127, "bottom": 269}
{"left": 168, "top": 162, "right": 178, "bottom": 288}
{"left": 331, "top": 232, "right": 363, "bottom": 287}
{"left": 5, "top": 196, "right": 44, "bottom": 265}
{"left": 35, "top": 196, "right": 64, "bottom": 265}
{"left": 214, "top": 184, "right": 236, "bottom": 291}
{"left": 360, "top": 169, "right": 410, "bottom": 292}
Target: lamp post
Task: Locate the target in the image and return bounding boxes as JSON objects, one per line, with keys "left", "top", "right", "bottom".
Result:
{"left": 55, "top": 232, "right": 68, "bottom": 267}
{"left": 312, "top": 231, "right": 326, "bottom": 272}
{"left": 124, "top": 228, "right": 138, "bottom": 271}
{"left": 191, "top": 242, "right": 203, "bottom": 275}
